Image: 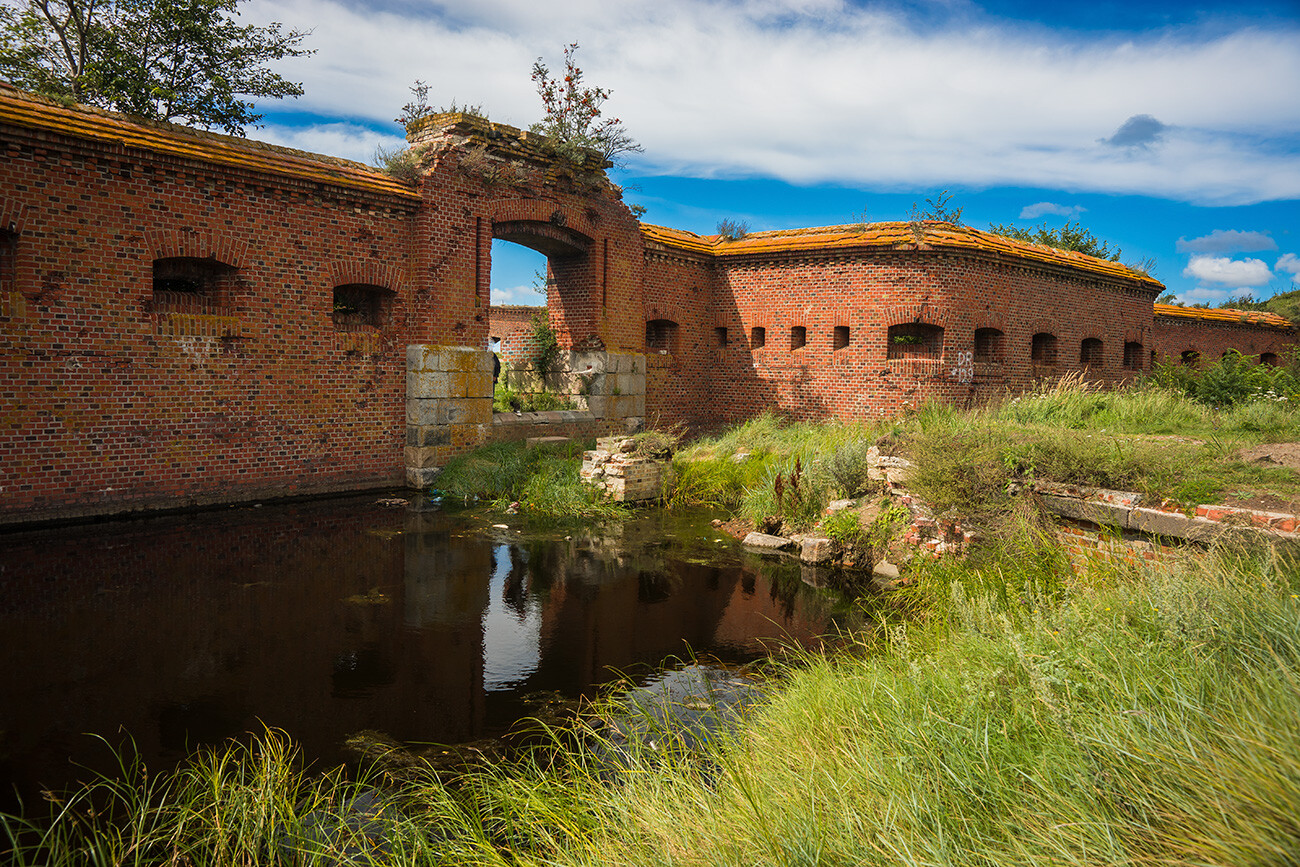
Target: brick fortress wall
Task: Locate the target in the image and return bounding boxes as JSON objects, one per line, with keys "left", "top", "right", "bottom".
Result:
{"left": 640, "top": 223, "right": 1168, "bottom": 426}
{"left": 4, "top": 83, "right": 1296, "bottom": 525}
{"left": 0, "top": 89, "right": 430, "bottom": 523}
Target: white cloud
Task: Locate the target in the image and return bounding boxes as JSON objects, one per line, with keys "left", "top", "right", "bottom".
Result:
{"left": 1176, "top": 229, "right": 1278, "bottom": 253}
{"left": 1182, "top": 255, "right": 1273, "bottom": 287}
{"left": 1182, "top": 286, "right": 1234, "bottom": 305}
{"left": 256, "top": 122, "right": 406, "bottom": 165}
{"left": 489, "top": 283, "right": 545, "bottom": 306}
{"left": 240, "top": 0, "right": 1300, "bottom": 204}
{"left": 1278, "top": 253, "right": 1300, "bottom": 282}
{"left": 1019, "top": 202, "right": 1086, "bottom": 220}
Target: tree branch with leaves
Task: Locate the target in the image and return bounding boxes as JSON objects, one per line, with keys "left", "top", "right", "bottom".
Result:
{"left": 529, "top": 42, "right": 641, "bottom": 166}
{"left": 0, "top": 0, "right": 311, "bottom": 135}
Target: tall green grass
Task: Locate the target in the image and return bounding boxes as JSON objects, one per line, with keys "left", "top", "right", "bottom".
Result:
{"left": 435, "top": 440, "right": 627, "bottom": 520}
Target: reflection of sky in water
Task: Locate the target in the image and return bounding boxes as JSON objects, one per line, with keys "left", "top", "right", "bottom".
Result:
{"left": 481, "top": 544, "right": 542, "bottom": 692}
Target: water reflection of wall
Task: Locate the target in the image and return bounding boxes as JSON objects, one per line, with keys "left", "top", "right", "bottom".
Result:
{"left": 0, "top": 500, "right": 842, "bottom": 812}
{"left": 0, "top": 498, "right": 489, "bottom": 808}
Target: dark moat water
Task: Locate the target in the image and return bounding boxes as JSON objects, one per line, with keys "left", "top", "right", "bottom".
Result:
{"left": 0, "top": 494, "right": 856, "bottom": 809}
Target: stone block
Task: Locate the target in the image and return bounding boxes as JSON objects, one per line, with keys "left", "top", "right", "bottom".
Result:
{"left": 447, "top": 371, "right": 472, "bottom": 398}
{"left": 405, "top": 466, "right": 441, "bottom": 489}
{"left": 586, "top": 395, "right": 608, "bottom": 418}
{"left": 1039, "top": 494, "right": 1129, "bottom": 528}
{"left": 404, "top": 445, "right": 442, "bottom": 468}
{"left": 445, "top": 346, "right": 487, "bottom": 373}
{"left": 569, "top": 351, "right": 607, "bottom": 375}
{"left": 407, "top": 398, "right": 444, "bottom": 427}
{"left": 406, "top": 344, "right": 442, "bottom": 373}
{"left": 467, "top": 370, "right": 492, "bottom": 398}
{"left": 1128, "top": 507, "right": 1226, "bottom": 542}
{"left": 743, "top": 532, "right": 794, "bottom": 551}
{"left": 406, "top": 424, "right": 450, "bottom": 447}
{"left": 800, "top": 536, "right": 835, "bottom": 564}
{"left": 464, "top": 398, "right": 493, "bottom": 425}
{"left": 406, "top": 370, "right": 449, "bottom": 399}
{"left": 622, "top": 372, "right": 647, "bottom": 396}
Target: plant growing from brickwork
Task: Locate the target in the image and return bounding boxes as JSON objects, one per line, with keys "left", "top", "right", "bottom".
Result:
{"left": 372, "top": 141, "right": 424, "bottom": 182}
{"left": 530, "top": 42, "right": 642, "bottom": 167}
{"left": 394, "top": 79, "right": 484, "bottom": 127}
{"left": 908, "top": 189, "right": 964, "bottom": 226}
{"left": 0, "top": 0, "right": 312, "bottom": 134}
{"left": 529, "top": 312, "right": 562, "bottom": 379}
{"left": 987, "top": 219, "right": 1123, "bottom": 262}
{"left": 715, "top": 219, "right": 749, "bottom": 241}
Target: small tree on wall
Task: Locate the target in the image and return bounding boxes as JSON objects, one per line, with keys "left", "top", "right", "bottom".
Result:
{"left": 530, "top": 42, "right": 642, "bottom": 166}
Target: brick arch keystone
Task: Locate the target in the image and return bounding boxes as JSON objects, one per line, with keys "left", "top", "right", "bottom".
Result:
{"left": 145, "top": 228, "right": 248, "bottom": 269}
{"left": 883, "top": 304, "right": 950, "bottom": 329}
{"left": 326, "top": 261, "right": 408, "bottom": 293}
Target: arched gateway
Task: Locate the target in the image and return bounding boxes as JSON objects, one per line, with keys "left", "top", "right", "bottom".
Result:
{"left": 400, "top": 113, "right": 649, "bottom": 488}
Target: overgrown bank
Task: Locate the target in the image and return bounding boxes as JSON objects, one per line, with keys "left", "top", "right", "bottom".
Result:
{"left": 9, "top": 360, "right": 1300, "bottom": 865}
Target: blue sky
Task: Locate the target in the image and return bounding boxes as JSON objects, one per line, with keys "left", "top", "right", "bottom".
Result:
{"left": 241, "top": 0, "right": 1300, "bottom": 306}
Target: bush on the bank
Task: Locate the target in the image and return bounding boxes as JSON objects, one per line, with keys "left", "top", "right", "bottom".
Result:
{"left": 435, "top": 440, "right": 626, "bottom": 519}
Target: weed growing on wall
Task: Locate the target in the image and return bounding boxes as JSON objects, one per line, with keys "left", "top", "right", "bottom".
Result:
{"left": 530, "top": 42, "right": 642, "bottom": 166}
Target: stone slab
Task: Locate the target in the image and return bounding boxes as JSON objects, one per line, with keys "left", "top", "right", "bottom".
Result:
{"left": 1128, "top": 507, "right": 1227, "bottom": 542}
{"left": 1038, "top": 494, "right": 1130, "bottom": 528}
{"left": 743, "top": 532, "right": 794, "bottom": 551}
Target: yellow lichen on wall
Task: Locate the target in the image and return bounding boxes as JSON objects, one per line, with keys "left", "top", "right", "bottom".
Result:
{"left": 641, "top": 221, "right": 1164, "bottom": 290}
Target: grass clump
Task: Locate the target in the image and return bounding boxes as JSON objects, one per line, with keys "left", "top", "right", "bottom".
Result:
{"left": 435, "top": 440, "right": 626, "bottom": 520}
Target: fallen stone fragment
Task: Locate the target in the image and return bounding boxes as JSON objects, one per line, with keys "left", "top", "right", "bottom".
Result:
{"left": 742, "top": 532, "right": 794, "bottom": 551}
{"left": 799, "top": 536, "right": 835, "bottom": 564}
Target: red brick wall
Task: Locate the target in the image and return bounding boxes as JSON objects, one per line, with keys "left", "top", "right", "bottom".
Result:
{"left": 0, "top": 126, "right": 428, "bottom": 524}
{"left": 641, "top": 246, "right": 1160, "bottom": 426}
{"left": 1152, "top": 316, "right": 1295, "bottom": 366}
{"left": 641, "top": 248, "right": 720, "bottom": 426}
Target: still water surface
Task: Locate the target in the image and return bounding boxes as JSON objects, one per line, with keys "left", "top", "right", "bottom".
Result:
{"left": 0, "top": 494, "right": 855, "bottom": 808}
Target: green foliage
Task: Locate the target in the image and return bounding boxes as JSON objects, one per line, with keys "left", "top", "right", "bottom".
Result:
{"left": 372, "top": 141, "right": 422, "bottom": 182}
{"left": 435, "top": 440, "right": 625, "bottom": 520}
{"left": 908, "top": 188, "right": 964, "bottom": 225}
{"left": 715, "top": 218, "right": 749, "bottom": 240}
{"left": 530, "top": 312, "right": 562, "bottom": 377}
{"left": 823, "top": 439, "right": 876, "bottom": 498}
{"left": 1147, "top": 350, "right": 1300, "bottom": 408}
{"left": 988, "top": 219, "right": 1122, "bottom": 261}
{"left": 740, "top": 457, "right": 828, "bottom": 531}
{"left": 1263, "top": 287, "right": 1300, "bottom": 324}
{"left": 0, "top": 0, "right": 312, "bottom": 135}
{"left": 530, "top": 42, "right": 642, "bottom": 166}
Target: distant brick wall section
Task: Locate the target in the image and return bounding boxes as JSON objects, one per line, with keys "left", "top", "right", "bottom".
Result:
{"left": 641, "top": 230, "right": 1163, "bottom": 426}
{"left": 489, "top": 305, "right": 543, "bottom": 350}
{"left": 1151, "top": 304, "right": 1296, "bottom": 365}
